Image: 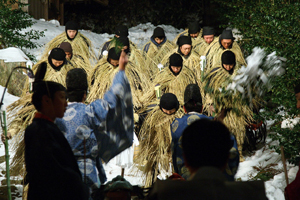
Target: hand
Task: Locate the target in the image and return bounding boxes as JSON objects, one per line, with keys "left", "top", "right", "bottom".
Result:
{"left": 1, "top": 132, "right": 12, "bottom": 143}
{"left": 118, "top": 47, "right": 128, "bottom": 71}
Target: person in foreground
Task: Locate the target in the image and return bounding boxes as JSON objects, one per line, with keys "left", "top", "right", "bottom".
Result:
{"left": 24, "top": 63, "right": 89, "bottom": 199}
{"left": 147, "top": 119, "right": 268, "bottom": 200}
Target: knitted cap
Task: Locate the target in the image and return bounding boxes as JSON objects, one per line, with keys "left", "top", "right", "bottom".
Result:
{"left": 177, "top": 36, "right": 192, "bottom": 46}
{"left": 152, "top": 27, "right": 165, "bottom": 38}
{"left": 188, "top": 22, "right": 200, "bottom": 34}
{"left": 169, "top": 53, "right": 183, "bottom": 67}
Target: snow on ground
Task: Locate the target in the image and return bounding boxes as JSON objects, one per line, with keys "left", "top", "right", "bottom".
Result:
{"left": 0, "top": 18, "right": 298, "bottom": 200}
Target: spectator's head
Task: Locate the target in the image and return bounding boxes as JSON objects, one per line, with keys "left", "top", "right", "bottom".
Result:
{"left": 188, "top": 21, "right": 201, "bottom": 39}
{"left": 219, "top": 28, "right": 235, "bottom": 49}
{"left": 66, "top": 68, "right": 88, "bottom": 102}
{"left": 202, "top": 26, "right": 215, "bottom": 45}
{"left": 177, "top": 36, "right": 192, "bottom": 56}
{"left": 115, "top": 25, "right": 129, "bottom": 38}
{"left": 32, "top": 63, "right": 66, "bottom": 120}
{"left": 48, "top": 48, "right": 66, "bottom": 71}
{"left": 159, "top": 93, "right": 179, "bottom": 115}
{"left": 152, "top": 27, "right": 166, "bottom": 45}
{"left": 59, "top": 42, "right": 73, "bottom": 60}
{"left": 294, "top": 84, "right": 300, "bottom": 109}
{"left": 183, "top": 84, "right": 203, "bottom": 113}
{"left": 169, "top": 53, "right": 183, "bottom": 76}
{"left": 221, "top": 50, "right": 236, "bottom": 74}
{"left": 65, "top": 21, "right": 79, "bottom": 40}
{"left": 182, "top": 119, "right": 232, "bottom": 173}
{"left": 108, "top": 47, "right": 121, "bottom": 67}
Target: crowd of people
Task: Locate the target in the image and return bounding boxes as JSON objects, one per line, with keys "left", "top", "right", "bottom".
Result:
{"left": 2, "top": 20, "right": 297, "bottom": 199}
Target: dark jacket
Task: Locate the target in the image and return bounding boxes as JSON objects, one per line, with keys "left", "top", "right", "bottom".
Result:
{"left": 25, "top": 117, "right": 89, "bottom": 200}
{"left": 147, "top": 167, "right": 267, "bottom": 200}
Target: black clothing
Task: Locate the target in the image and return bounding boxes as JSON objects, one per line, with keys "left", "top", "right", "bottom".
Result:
{"left": 25, "top": 117, "right": 89, "bottom": 200}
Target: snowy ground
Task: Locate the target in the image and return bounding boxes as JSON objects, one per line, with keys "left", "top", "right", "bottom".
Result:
{"left": 0, "top": 19, "right": 298, "bottom": 200}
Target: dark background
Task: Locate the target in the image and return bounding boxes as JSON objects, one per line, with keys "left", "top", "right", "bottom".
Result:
{"left": 64, "top": 0, "right": 228, "bottom": 35}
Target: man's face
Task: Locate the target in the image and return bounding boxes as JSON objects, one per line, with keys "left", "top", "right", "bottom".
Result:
{"left": 109, "top": 58, "right": 119, "bottom": 67}
{"left": 223, "top": 64, "right": 234, "bottom": 71}
{"left": 203, "top": 35, "right": 214, "bottom": 44}
{"left": 154, "top": 37, "right": 164, "bottom": 45}
{"left": 53, "top": 91, "right": 67, "bottom": 118}
{"left": 190, "top": 32, "right": 199, "bottom": 39}
{"left": 170, "top": 66, "right": 182, "bottom": 74}
{"left": 65, "top": 52, "right": 72, "bottom": 60}
{"left": 221, "top": 39, "right": 233, "bottom": 49}
{"left": 296, "top": 93, "right": 300, "bottom": 109}
{"left": 67, "top": 30, "right": 77, "bottom": 39}
{"left": 162, "top": 108, "right": 177, "bottom": 115}
{"left": 51, "top": 58, "right": 64, "bottom": 67}
{"left": 180, "top": 44, "right": 192, "bottom": 56}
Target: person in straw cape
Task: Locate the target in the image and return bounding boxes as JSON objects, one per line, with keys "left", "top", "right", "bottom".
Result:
{"left": 88, "top": 47, "right": 150, "bottom": 111}
{"left": 173, "top": 21, "right": 203, "bottom": 48}
{"left": 42, "top": 21, "right": 97, "bottom": 62}
{"left": 143, "top": 27, "right": 176, "bottom": 75}
{"left": 135, "top": 93, "right": 184, "bottom": 187}
{"left": 193, "top": 26, "right": 219, "bottom": 56}
{"left": 203, "top": 28, "right": 246, "bottom": 74}
{"left": 203, "top": 50, "right": 253, "bottom": 161}
{"left": 140, "top": 53, "right": 197, "bottom": 107}
{"left": 160, "top": 36, "right": 201, "bottom": 85}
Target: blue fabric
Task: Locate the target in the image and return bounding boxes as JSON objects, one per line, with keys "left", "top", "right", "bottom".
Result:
{"left": 171, "top": 113, "right": 239, "bottom": 181}
{"left": 56, "top": 70, "right": 134, "bottom": 192}
{"left": 171, "top": 113, "right": 212, "bottom": 179}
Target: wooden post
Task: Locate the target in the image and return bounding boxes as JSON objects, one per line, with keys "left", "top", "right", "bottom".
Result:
{"left": 44, "top": 0, "right": 49, "bottom": 21}
{"left": 60, "top": 2, "right": 64, "bottom": 25}
{"left": 281, "top": 146, "right": 289, "bottom": 186}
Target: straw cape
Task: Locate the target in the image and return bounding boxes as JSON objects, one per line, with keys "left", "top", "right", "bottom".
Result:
{"left": 87, "top": 58, "right": 150, "bottom": 110}
{"left": 203, "top": 41, "right": 246, "bottom": 74}
{"left": 142, "top": 39, "right": 176, "bottom": 75}
{"left": 134, "top": 103, "right": 184, "bottom": 187}
{"left": 193, "top": 36, "right": 219, "bottom": 56}
{"left": 42, "top": 31, "right": 96, "bottom": 61}
{"left": 203, "top": 64, "right": 254, "bottom": 159}
{"left": 140, "top": 66, "right": 197, "bottom": 106}
{"left": 160, "top": 49, "right": 201, "bottom": 85}
{"left": 172, "top": 29, "right": 203, "bottom": 47}
{"left": 7, "top": 58, "right": 91, "bottom": 177}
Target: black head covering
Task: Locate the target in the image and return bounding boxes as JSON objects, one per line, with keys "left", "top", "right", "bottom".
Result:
{"left": 65, "top": 21, "right": 79, "bottom": 41}
{"left": 184, "top": 84, "right": 202, "bottom": 105}
{"left": 188, "top": 22, "right": 201, "bottom": 35}
{"left": 169, "top": 53, "right": 183, "bottom": 76}
{"left": 152, "top": 27, "right": 165, "bottom": 39}
{"left": 115, "top": 25, "right": 129, "bottom": 37}
{"left": 220, "top": 29, "right": 235, "bottom": 40}
{"left": 48, "top": 48, "right": 66, "bottom": 71}
{"left": 159, "top": 93, "right": 179, "bottom": 114}
{"left": 221, "top": 50, "right": 236, "bottom": 74}
{"left": 177, "top": 36, "right": 192, "bottom": 47}
{"left": 118, "top": 36, "right": 130, "bottom": 54}
{"left": 66, "top": 68, "right": 88, "bottom": 92}
{"left": 294, "top": 84, "right": 300, "bottom": 94}
{"left": 107, "top": 47, "right": 121, "bottom": 64}
{"left": 169, "top": 53, "right": 183, "bottom": 67}
{"left": 202, "top": 26, "right": 215, "bottom": 36}
{"left": 32, "top": 62, "right": 66, "bottom": 111}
